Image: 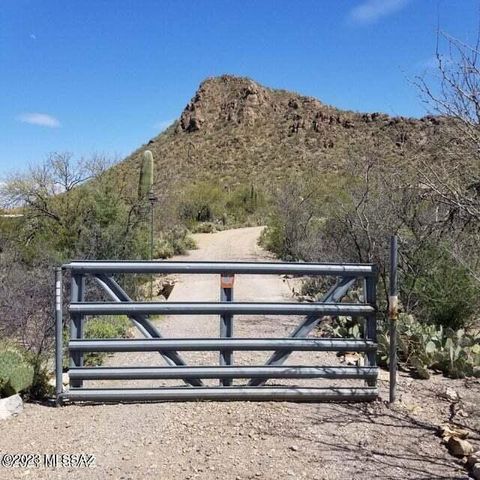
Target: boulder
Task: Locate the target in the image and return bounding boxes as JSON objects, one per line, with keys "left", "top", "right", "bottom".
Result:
{"left": 158, "top": 280, "right": 175, "bottom": 300}
{"left": 447, "top": 437, "right": 474, "bottom": 457}
{"left": 440, "top": 424, "right": 469, "bottom": 440}
{"left": 472, "top": 463, "right": 480, "bottom": 480}
{"left": 444, "top": 387, "right": 460, "bottom": 403}
{"left": 467, "top": 452, "right": 480, "bottom": 468}
{"left": 0, "top": 394, "right": 23, "bottom": 420}
{"left": 48, "top": 372, "right": 69, "bottom": 388}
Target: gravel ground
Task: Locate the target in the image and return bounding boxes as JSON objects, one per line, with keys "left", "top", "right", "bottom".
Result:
{"left": 0, "top": 226, "right": 478, "bottom": 480}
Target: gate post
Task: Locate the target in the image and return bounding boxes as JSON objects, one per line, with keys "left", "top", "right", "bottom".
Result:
{"left": 219, "top": 274, "right": 234, "bottom": 386}
{"left": 70, "top": 273, "right": 85, "bottom": 388}
{"left": 54, "top": 267, "right": 63, "bottom": 405}
{"left": 389, "top": 235, "right": 399, "bottom": 403}
{"left": 364, "top": 274, "right": 377, "bottom": 387}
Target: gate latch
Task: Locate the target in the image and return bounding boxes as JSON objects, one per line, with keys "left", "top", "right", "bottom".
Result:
{"left": 220, "top": 274, "right": 235, "bottom": 289}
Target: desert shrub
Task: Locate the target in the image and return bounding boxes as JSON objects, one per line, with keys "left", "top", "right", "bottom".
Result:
{"left": 192, "top": 222, "right": 218, "bottom": 233}
{"left": 168, "top": 227, "right": 196, "bottom": 254}
{"left": 299, "top": 277, "right": 339, "bottom": 300}
{"left": 181, "top": 234, "right": 197, "bottom": 250}
{"left": 264, "top": 160, "right": 480, "bottom": 328}
{"left": 0, "top": 153, "right": 151, "bottom": 263}
{"left": 0, "top": 342, "right": 54, "bottom": 400}
{"left": 225, "top": 184, "right": 267, "bottom": 224}
{"left": 0, "top": 250, "right": 56, "bottom": 359}
{"left": 177, "top": 181, "right": 267, "bottom": 229}
{"left": 85, "top": 315, "right": 130, "bottom": 339}
{"left": 264, "top": 160, "right": 480, "bottom": 379}
{"left": 300, "top": 278, "right": 326, "bottom": 298}
{"left": 178, "top": 181, "right": 224, "bottom": 225}
{"left": 153, "top": 227, "right": 196, "bottom": 258}
{"left": 153, "top": 238, "right": 175, "bottom": 259}
{"left": 25, "top": 353, "right": 54, "bottom": 400}
{"left": 403, "top": 245, "right": 480, "bottom": 330}
{"left": 259, "top": 174, "right": 348, "bottom": 261}
{"left": 258, "top": 216, "right": 289, "bottom": 258}
{"left": 84, "top": 316, "right": 131, "bottom": 366}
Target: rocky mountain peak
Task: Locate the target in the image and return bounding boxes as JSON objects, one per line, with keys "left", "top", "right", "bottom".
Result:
{"left": 175, "top": 74, "right": 409, "bottom": 137}
{"left": 178, "top": 75, "right": 273, "bottom": 132}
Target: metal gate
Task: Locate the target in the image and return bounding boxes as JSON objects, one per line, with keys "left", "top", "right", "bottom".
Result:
{"left": 55, "top": 260, "right": 378, "bottom": 403}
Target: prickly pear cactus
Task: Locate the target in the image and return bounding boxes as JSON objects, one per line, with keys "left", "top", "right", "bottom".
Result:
{"left": 138, "top": 150, "right": 154, "bottom": 199}
{"left": 4, "top": 364, "right": 34, "bottom": 397}
{"left": 0, "top": 348, "right": 24, "bottom": 382}
{"left": 0, "top": 344, "right": 34, "bottom": 397}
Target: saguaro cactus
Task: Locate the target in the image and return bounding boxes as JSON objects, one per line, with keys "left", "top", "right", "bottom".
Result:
{"left": 137, "top": 150, "right": 157, "bottom": 296}
{"left": 138, "top": 150, "right": 154, "bottom": 199}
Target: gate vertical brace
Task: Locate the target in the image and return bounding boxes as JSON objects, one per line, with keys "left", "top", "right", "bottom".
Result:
{"left": 70, "top": 273, "right": 85, "bottom": 388}
{"left": 219, "top": 274, "right": 234, "bottom": 386}
{"left": 54, "top": 267, "right": 63, "bottom": 405}
{"left": 364, "top": 274, "right": 377, "bottom": 387}
{"left": 389, "top": 235, "right": 398, "bottom": 403}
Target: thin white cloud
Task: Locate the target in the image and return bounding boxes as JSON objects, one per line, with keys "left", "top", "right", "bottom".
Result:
{"left": 30, "top": 33, "right": 37, "bottom": 40}
{"left": 153, "top": 119, "right": 174, "bottom": 131}
{"left": 348, "top": 0, "right": 411, "bottom": 25}
{"left": 17, "top": 112, "right": 60, "bottom": 128}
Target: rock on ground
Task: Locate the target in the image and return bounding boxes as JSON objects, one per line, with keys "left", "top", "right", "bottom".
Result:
{"left": 0, "top": 394, "right": 23, "bottom": 420}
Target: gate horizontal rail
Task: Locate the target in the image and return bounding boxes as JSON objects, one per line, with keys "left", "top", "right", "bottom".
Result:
{"left": 69, "top": 366, "right": 378, "bottom": 380}
{"left": 69, "top": 302, "right": 374, "bottom": 316}
{"left": 64, "top": 387, "right": 379, "bottom": 402}
{"left": 55, "top": 260, "right": 378, "bottom": 404}
{"left": 69, "top": 338, "right": 377, "bottom": 352}
{"left": 64, "top": 260, "right": 376, "bottom": 276}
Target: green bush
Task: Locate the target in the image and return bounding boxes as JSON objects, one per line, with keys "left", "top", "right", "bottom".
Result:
{"left": 169, "top": 228, "right": 196, "bottom": 255}
{"left": 153, "top": 238, "right": 175, "bottom": 259}
{"left": 153, "top": 227, "right": 197, "bottom": 259}
{"left": 178, "top": 181, "right": 224, "bottom": 224}
{"left": 192, "top": 222, "right": 218, "bottom": 233}
{"left": 26, "top": 356, "right": 54, "bottom": 400}
{"left": 226, "top": 184, "right": 266, "bottom": 222}
{"left": 404, "top": 245, "right": 480, "bottom": 330}
{"left": 84, "top": 316, "right": 131, "bottom": 366}
{"left": 178, "top": 181, "right": 266, "bottom": 229}
{"left": 258, "top": 218, "right": 287, "bottom": 258}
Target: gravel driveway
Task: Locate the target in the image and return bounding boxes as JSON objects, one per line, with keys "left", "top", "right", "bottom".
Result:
{"left": 0, "top": 226, "right": 477, "bottom": 480}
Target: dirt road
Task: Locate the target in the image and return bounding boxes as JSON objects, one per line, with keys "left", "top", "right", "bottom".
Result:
{"left": 0, "top": 227, "right": 477, "bottom": 480}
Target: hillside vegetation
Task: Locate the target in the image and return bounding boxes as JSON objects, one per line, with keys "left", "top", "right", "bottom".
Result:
{"left": 121, "top": 75, "right": 452, "bottom": 189}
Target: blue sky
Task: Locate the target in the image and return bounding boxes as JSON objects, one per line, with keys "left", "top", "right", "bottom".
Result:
{"left": 0, "top": 0, "right": 477, "bottom": 173}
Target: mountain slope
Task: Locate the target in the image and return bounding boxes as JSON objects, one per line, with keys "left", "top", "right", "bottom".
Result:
{"left": 120, "top": 75, "right": 449, "bottom": 189}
